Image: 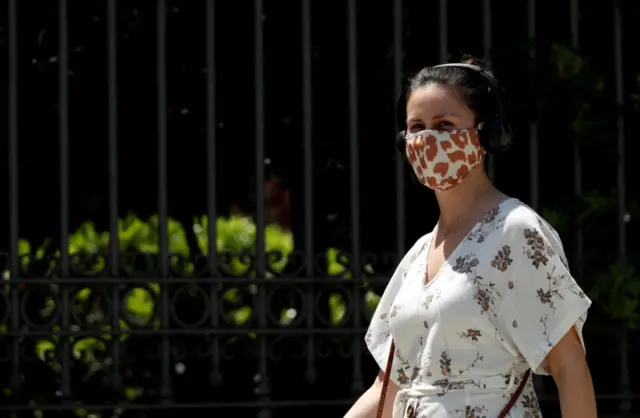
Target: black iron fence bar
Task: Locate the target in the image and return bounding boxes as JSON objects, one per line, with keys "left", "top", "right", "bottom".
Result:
{"left": 155, "top": 0, "right": 173, "bottom": 401}
{"left": 613, "top": 3, "right": 631, "bottom": 412}
{"left": 58, "top": 0, "right": 72, "bottom": 400}
{"left": 614, "top": 0, "right": 626, "bottom": 263}
{"left": 156, "top": 0, "right": 169, "bottom": 279}
{"left": 7, "top": 0, "right": 20, "bottom": 393}
{"left": 0, "top": 326, "right": 628, "bottom": 337}
{"left": 527, "top": 0, "right": 539, "bottom": 210}
{"left": 393, "top": 0, "right": 405, "bottom": 257}
{"left": 482, "top": 0, "right": 495, "bottom": 181}
{"left": 253, "top": 0, "right": 271, "bottom": 414}
{"left": 347, "top": 0, "right": 365, "bottom": 396}
{"left": 107, "top": 0, "right": 123, "bottom": 391}
{"left": 3, "top": 393, "right": 640, "bottom": 412}
{"left": 206, "top": 0, "right": 218, "bottom": 279}
{"left": 438, "top": 0, "right": 447, "bottom": 63}
{"left": 570, "top": 0, "right": 584, "bottom": 281}
{"left": 0, "top": 401, "right": 354, "bottom": 411}
{"left": 2, "top": 276, "right": 400, "bottom": 284}
{"left": 0, "top": 328, "right": 370, "bottom": 337}
{"left": 527, "top": 0, "right": 542, "bottom": 397}
{"left": 58, "top": 3, "right": 70, "bottom": 277}
{"left": 302, "top": 0, "right": 314, "bottom": 280}
{"left": 206, "top": 0, "right": 222, "bottom": 390}
{"left": 254, "top": 3, "right": 266, "bottom": 278}
{"left": 0, "top": 401, "right": 352, "bottom": 411}
{"left": 301, "top": 0, "right": 317, "bottom": 388}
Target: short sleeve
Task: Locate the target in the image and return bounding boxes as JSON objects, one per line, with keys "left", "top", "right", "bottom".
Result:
{"left": 364, "top": 235, "right": 429, "bottom": 387}
{"left": 498, "top": 211, "right": 591, "bottom": 375}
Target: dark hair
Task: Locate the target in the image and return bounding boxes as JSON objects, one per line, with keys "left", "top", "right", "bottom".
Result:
{"left": 406, "top": 56, "right": 501, "bottom": 131}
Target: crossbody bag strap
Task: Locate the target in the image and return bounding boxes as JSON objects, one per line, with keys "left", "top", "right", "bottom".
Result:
{"left": 375, "top": 340, "right": 396, "bottom": 418}
{"left": 375, "top": 340, "right": 531, "bottom": 418}
{"left": 497, "top": 368, "right": 531, "bottom": 418}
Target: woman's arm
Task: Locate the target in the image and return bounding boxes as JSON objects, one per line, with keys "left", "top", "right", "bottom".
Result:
{"left": 343, "top": 371, "right": 398, "bottom": 418}
{"left": 547, "top": 328, "right": 597, "bottom": 418}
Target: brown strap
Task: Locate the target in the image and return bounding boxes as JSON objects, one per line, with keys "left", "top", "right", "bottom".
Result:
{"left": 375, "top": 340, "right": 396, "bottom": 418}
{"left": 497, "top": 368, "right": 531, "bottom": 418}
{"left": 375, "top": 340, "right": 531, "bottom": 418}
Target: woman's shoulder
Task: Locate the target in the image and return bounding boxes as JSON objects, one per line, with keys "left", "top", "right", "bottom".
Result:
{"left": 496, "top": 200, "right": 568, "bottom": 267}
{"left": 502, "top": 201, "right": 563, "bottom": 245}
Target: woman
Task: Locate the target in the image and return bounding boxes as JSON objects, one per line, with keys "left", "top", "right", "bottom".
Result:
{"left": 344, "top": 58, "right": 597, "bottom": 418}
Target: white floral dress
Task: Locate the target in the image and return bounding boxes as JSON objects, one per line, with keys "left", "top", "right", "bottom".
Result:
{"left": 365, "top": 198, "right": 591, "bottom": 418}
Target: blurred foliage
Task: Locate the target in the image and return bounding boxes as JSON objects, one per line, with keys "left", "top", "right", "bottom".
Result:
{"left": 590, "top": 260, "right": 640, "bottom": 329}
{"left": 547, "top": 44, "right": 608, "bottom": 138}
{"left": 534, "top": 44, "right": 640, "bottom": 331}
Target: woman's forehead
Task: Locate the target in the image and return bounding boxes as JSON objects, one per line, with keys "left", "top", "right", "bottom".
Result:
{"left": 406, "top": 85, "right": 469, "bottom": 119}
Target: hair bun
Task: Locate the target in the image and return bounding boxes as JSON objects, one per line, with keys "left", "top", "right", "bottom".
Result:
{"left": 458, "top": 54, "right": 487, "bottom": 69}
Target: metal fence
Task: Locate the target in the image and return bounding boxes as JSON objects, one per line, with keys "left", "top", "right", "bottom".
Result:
{"left": 1, "top": 0, "right": 637, "bottom": 416}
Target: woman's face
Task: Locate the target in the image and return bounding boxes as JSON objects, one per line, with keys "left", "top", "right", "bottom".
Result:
{"left": 405, "top": 84, "right": 476, "bottom": 134}
{"left": 403, "top": 84, "right": 486, "bottom": 191}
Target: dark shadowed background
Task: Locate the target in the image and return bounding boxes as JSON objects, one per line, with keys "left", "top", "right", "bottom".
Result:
{"left": 0, "top": 0, "right": 639, "bottom": 417}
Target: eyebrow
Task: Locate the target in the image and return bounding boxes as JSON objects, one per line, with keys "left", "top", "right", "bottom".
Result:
{"left": 406, "top": 112, "right": 459, "bottom": 124}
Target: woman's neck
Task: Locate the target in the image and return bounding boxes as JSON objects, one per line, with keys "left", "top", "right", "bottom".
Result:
{"left": 434, "top": 169, "right": 496, "bottom": 232}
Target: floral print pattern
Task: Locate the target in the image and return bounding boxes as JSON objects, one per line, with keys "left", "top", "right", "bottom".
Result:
{"left": 467, "top": 206, "right": 508, "bottom": 243}
{"left": 364, "top": 199, "right": 592, "bottom": 417}
{"left": 523, "top": 228, "right": 555, "bottom": 268}
{"left": 454, "top": 405, "right": 488, "bottom": 418}
{"left": 491, "top": 245, "right": 513, "bottom": 271}
{"left": 459, "top": 328, "right": 482, "bottom": 341}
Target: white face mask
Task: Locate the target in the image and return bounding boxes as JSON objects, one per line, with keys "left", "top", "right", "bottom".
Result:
{"left": 404, "top": 127, "right": 486, "bottom": 191}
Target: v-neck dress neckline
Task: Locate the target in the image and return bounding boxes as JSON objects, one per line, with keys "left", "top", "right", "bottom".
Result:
{"left": 421, "top": 197, "right": 518, "bottom": 288}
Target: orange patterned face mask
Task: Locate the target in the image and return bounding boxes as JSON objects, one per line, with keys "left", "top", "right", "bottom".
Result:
{"left": 404, "top": 128, "right": 486, "bottom": 191}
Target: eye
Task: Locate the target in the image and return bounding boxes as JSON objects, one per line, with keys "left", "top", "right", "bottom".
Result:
{"left": 437, "top": 120, "right": 454, "bottom": 129}
{"left": 408, "top": 123, "right": 425, "bottom": 133}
